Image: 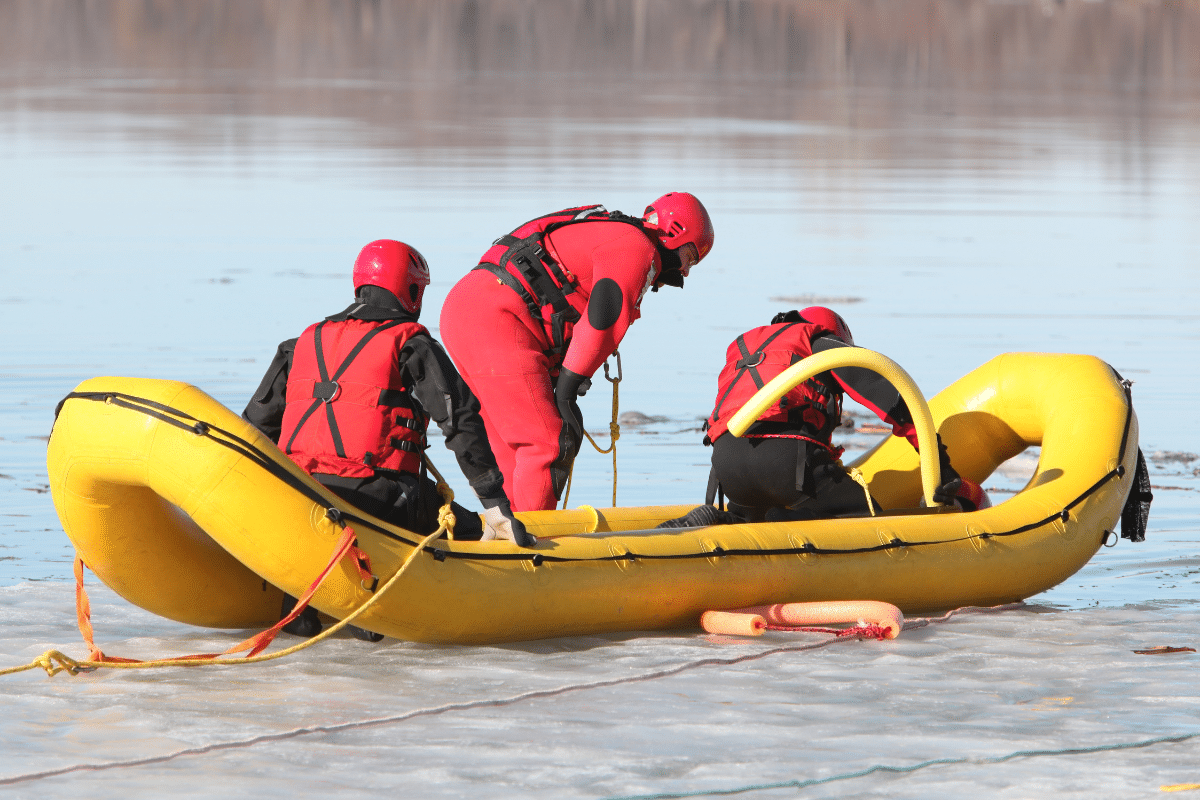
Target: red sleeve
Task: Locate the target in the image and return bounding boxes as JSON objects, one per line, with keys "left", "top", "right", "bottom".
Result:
{"left": 554, "top": 224, "right": 660, "bottom": 378}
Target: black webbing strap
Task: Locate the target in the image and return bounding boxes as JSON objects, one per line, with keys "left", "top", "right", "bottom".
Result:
{"left": 475, "top": 207, "right": 653, "bottom": 359}
{"left": 711, "top": 322, "right": 801, "bottom": 423}
{"left": 1120, "top": 448, "right": 1152, "bottom": 542}
{"left": 473, "top": 261, "right": 547, "bottom": 337}
{"left": 474, "top": 252, "right": 581, "bottom": 359}
{"left": 53, "top": 373, "right": 1141, "bottom": 566}
{"left": 313, "top": 321, "right": 345, "bottom": 458}
{"left": 1105, "top": 372, "right": 1151, "bottom": 542}
{"left": 285, "top": 319, "right": 407, "bottom": 459}
{"left": 503, "top": 240, "right": 580, "bottom": 357}
{"left": 55, "top": 390, "right": 396, "bottom": 543}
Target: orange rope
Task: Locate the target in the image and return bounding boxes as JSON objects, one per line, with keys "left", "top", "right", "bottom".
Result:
{"left": 72, "top": 525, "right": 366, "bottom": 665}
{"left": 765, "top": 623, "right": 893, "bottom": 640}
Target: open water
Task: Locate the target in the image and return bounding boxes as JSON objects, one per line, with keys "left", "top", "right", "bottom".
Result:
{"left": 1, "top": 2, "right": 1199, "bottom": 797}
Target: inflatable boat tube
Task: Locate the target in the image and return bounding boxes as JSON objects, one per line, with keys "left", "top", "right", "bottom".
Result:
{"left": 46, "top": 353, "right": 1139, "bottom": 644}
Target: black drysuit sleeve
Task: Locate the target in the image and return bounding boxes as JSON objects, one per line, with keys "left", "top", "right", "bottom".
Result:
{"left": 810, "top": 334, "right": 920, "bottom": 449}
{"left": 399, "top": 334, "right": 507, "bottom": 502}
{"left": 242, "top": 338, "right": 297, "bottom": 444}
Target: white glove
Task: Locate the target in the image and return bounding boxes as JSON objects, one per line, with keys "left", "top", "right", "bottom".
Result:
{"left": 481, "top": 505, "right": 537, "bottom": 547}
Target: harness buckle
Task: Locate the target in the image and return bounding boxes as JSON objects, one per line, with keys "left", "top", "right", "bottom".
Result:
{"left": 313, "top": 380, "right": 341, "bottom": 403}
{"left": 736, "top": 352, "right": 766, "bottom": 369}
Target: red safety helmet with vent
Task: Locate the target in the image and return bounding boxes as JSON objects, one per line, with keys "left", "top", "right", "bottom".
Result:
{"left": 643, "top": 192, "right": 715, "bottom": 273}
{"left": 800, "top": 306, "right": 854, "bottom": 345}
{"left": 352, "top": 240, "right": 431, "bottom": 315}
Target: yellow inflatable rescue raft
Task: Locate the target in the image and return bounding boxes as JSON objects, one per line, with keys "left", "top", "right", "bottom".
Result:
{"left": 47, "top": 352, "right": 1143, "bottom": 645}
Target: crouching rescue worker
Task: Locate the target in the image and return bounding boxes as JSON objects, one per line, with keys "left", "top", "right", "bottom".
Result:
{"left": 244, "top": 240, "right": 535, "bottom": 638}
{"left": 439, "top": 193, "right": 715, "bottom": 511}
{"left": 702, "top": 307, "right": 982, "bottom": 522}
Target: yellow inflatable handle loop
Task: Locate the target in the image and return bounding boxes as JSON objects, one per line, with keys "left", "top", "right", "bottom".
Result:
{"left": 725, "top": 347, "right": 942, "bottom": 508}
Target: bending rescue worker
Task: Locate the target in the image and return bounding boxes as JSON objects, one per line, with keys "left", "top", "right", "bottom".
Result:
{"left": 703, "top": 307, "right": 981, "bottom": 522}
{"left": 439, "top": 193, "right": 715, "bottom": 511}
{"left": 243, "top": 239, "right": 534, "bottom": 548}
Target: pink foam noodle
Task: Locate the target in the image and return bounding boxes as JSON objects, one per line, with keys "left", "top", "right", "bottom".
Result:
{"left": 735, "top": 600, "right": 904, "bottom": 638}
{"left": 700, "top": 610, "right": 767, "bottom": 636}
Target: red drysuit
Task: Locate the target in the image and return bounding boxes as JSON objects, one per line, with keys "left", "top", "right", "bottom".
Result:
{"left": 440, "top": 217, "right": 662, "bottom": 511}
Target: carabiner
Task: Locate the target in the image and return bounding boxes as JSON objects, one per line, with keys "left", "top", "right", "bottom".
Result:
{"left": 603, "top": 350, "right": 623, "bottom": 384}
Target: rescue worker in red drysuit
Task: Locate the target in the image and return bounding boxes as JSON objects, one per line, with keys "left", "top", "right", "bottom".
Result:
{"left": 701, "top": 307, "right": 984, "bottom": 523}
{"left": 244, "top": 241, "right": 535, "bottom": 638}
{"left": 439, "top": 193, "right": 715, "bottom": 511}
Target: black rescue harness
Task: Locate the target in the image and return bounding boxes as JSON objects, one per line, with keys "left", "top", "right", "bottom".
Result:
{"left": 473, "top": 205, "right": 664, "bottom": 360}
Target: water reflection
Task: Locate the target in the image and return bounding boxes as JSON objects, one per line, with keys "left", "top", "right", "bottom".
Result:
{"left": 2, "top": 0, "right": 1198, "bottom": 154}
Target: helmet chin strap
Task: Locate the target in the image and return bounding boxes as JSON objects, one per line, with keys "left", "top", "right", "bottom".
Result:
{"left": 653, "top": 268, "right": 685, "bottom": 291}
{"left": 653, "top": 247, "right": 686, "bottom": 291}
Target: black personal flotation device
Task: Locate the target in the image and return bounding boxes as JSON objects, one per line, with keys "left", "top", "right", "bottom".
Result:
{"left": 705, "top": 320, "right": 844, "bottom": 447}
{"left": 280, "top": 318, "right": 429, "bottom": 478}
{"left": 473, "top": 205, "right": 660, "bottom": 360}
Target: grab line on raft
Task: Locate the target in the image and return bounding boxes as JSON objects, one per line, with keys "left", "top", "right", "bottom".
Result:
{"left": 51, "top": 379, "right": 1139, "bottom": 570}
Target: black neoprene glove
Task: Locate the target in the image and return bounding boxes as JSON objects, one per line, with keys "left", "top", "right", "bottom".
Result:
{"left": 555, "top": 368, "right": 588, "bottom": 442}
{"left": 931, "top": 434, "right": 963, "bottom": 506}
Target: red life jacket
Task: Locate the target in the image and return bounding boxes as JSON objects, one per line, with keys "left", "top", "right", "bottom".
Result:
{"left": 280, "top": 318, "right": 429, "bottom": 478}
{"left": 705, "top": 321, "right": 844, "bottom": 447}
{"left": 473, "top": 205, "right": 656, "bottom": 360}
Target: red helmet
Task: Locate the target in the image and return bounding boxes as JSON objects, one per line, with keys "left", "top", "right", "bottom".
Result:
{"left": 643, "top": 192, "right": 715, "bottom": 270}
{"left": 352, "top": 240, "right": 431, "bottom": 315}
{"left": 800, "top": 306, "right": 854, "bottom": 345}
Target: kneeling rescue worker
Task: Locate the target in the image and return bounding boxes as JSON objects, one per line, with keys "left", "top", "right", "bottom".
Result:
{"left": 244, "top": 240, "right": 535, "bottom": 638}
{"left": 703, "top": 307, "right": 983, "bottom": 522}
{"left": 439, "top": 193, "right": 715, "bottom": 511}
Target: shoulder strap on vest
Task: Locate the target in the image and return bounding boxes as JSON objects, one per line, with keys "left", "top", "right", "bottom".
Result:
{"left": 284, "top": 319, "right": 407, "bottom": 458}
{"left": 711, "top": 322, "right": 801, "bottom": 423}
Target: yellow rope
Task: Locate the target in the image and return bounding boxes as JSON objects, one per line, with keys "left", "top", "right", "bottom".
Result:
{"left": 844, "top": 466, "right": 877, "bottom": 517}
{"left": 562, "top": 465, "right": 575, "bottom": 509}
{"left": 563, "top": 353, "right": 622, "bottom": 509}
{"left": 422, "top": 454, "right": 457, "bottom": 540}
{"left": 3, "top": 505, "right": 454, "bottom": 679}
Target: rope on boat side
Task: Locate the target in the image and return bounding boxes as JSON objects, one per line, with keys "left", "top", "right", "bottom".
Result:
{"left": 0, "top": 514, "right": 452, "bottom": 678}
{"left": 49, "top": 388, "right": 1138, "bottom": 567}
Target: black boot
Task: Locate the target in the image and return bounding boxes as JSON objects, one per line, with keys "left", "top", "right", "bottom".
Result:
{"left": 656, "top": 505, "right": 745, "bottom": 529}
{"left": 348, "top": 624, "right": 385, "bottom": 642}
{"left": 280, "top": 594, "right": 323, "bottom": 638}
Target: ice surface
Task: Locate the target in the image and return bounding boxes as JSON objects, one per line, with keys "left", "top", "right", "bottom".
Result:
{"left": 2, "top": 582, "right": 1198, "bottom": 798}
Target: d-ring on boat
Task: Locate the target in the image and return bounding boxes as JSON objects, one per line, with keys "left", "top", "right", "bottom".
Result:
{"left": 46, "top": 351, "right": 1147, "bottom": 645}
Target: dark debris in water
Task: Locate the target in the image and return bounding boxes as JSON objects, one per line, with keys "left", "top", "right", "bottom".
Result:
{"left": 618, "top": 411, "right": 669, "bottom": 426}
{"left": 1150, "top": 451, "right": 1199, "bottom": 465}
{"left": 769, "top": 294, "right": 864, "bottom": 305}
{"left": 1132, "top": 646, "right": 1196, "bottom": 655}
